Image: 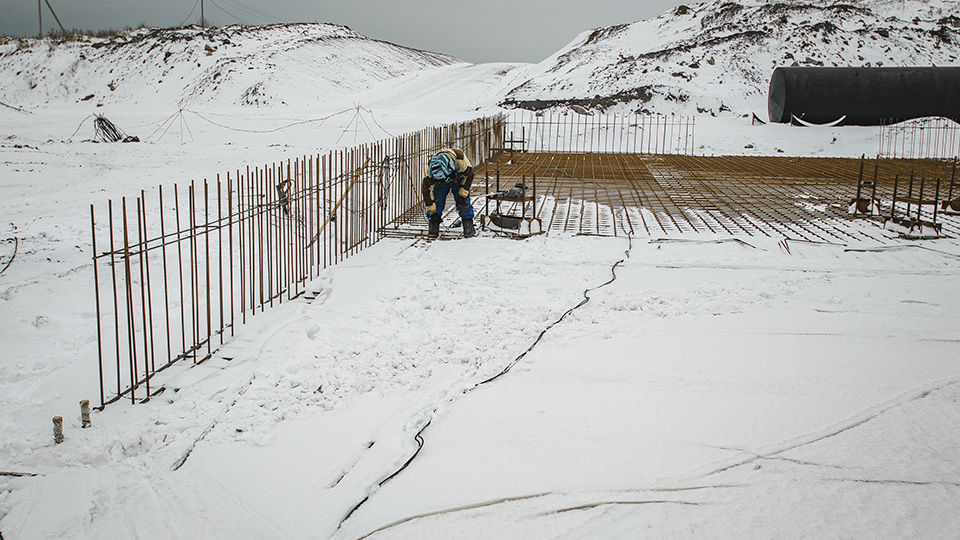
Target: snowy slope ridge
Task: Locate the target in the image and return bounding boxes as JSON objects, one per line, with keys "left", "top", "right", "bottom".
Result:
{"left": 501, "top": 0, "right": 960, "bottom": 116}
{"left": 0, "top": 23, "right": 462, "bottom": 109}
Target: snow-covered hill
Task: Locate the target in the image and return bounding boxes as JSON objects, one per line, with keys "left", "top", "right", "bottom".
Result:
{"left": 0, "top": 23, "right": 462, "bottom": 109}
{"left": 4, "top": 1, "right": 959, "bottom": 117}
{"left": 501, "top": 0, "right": 960, "bottom": 116}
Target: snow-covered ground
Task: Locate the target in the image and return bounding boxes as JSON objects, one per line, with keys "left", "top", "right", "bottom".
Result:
{"left": 3, "top": 21, "right": 960, "bottom": 540}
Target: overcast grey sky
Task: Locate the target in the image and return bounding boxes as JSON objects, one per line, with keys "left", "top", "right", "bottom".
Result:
{"left": 0, "top": 0, "right": 686, "bottom": 63}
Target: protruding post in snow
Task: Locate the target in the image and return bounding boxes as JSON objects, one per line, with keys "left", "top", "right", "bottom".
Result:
{"left": 80, "top": 400, "right": 92, "bottom": 428}
{"left": 53, "top": 416, "right": 63, "bottom": 444}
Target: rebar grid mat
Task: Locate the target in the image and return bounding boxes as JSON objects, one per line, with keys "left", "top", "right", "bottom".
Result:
{"left": 472, "top": 153, "right": 960, "bottom": 243}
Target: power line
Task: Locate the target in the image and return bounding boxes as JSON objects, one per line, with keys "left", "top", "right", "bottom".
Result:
{"left": 0, "top": 0, "right": 33, "bottom": 15}
{"left": 69, "top": 0, "right": 193, "bottom": 5}
{"left": 206, "top": 0, "right": 249, "bottom": 25}
{"left": 178, "top": 0, "right": 199, "bottom": 26}
{"left": 216, "top": 0, "right": 284, "bottom": 23}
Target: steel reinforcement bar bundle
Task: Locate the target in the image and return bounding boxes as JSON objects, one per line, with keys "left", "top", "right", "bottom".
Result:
{"left": 89, "top": 115, "right": 506, "bottom": 408}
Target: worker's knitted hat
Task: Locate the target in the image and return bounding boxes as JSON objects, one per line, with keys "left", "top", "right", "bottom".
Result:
{"left": 429, "top": 152, "right": 458, "bottom": 181}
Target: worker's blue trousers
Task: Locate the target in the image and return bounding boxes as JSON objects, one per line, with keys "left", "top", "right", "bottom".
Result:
{"left": 427, "top": 181, "right": 474, "bottom": 220}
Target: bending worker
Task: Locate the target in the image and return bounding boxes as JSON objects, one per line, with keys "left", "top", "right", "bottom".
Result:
{"left": 422, "top": 148, "right": 476, "bottom": 238}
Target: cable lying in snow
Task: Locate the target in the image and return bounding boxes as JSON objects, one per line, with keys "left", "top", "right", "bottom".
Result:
{"left": 0, "top": 470, "right": 40, "bottom": 477}
{"left": 0, "top": 236, "right": 18, "bottom": 276}
{"left": 339, "top": 244, "right": 632, "bottom": 528}
{"left": 339, "top": 420, "right": 432, "bottom": 525}
{"left": 0, "top": 100, "right": 32, "bottom": 114}
{"left": 339, "top": 168, "right": 636, "bottom": 532}
{"left": 478, "top": 250, "right": 629, "bottom": 385}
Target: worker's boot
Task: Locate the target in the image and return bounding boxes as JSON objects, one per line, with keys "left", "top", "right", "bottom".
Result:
{"left": 462, "top": 217, "right": 476, "bottom": 238}
{"left": 428, "top": 213, "right": 442, "bottom": 238}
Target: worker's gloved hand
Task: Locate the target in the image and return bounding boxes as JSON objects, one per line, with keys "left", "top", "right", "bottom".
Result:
{"left": 458, "top": 187, "right": 469, "bottom": 198}
{"left": 425, "top": 203, "right": 436, "bottom": 214}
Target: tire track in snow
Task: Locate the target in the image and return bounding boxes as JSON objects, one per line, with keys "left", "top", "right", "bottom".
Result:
{"left": 684, "top": 377, "right": 960, "bottom": 481}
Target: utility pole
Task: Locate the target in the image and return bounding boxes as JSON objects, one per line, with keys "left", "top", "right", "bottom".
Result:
{"left": 44, "top": 0, "right": 66, "bottom": 35}
{"left": 37, "top": 0, "right": 66, "bottom": 38}
{"left": 201, "top": 0, "right": 205, "bottom": 28}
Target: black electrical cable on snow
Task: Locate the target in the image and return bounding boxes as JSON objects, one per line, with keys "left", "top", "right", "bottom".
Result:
{"left": 478, "top": 245, "right": 630, "bottom": 385}
{"left": 339, "top": 224, "right": 634, "bottom": 533}
{"left": 339, "top": 420, "right": 432, "bottom": 526}
{"left": 340, "top": 162, "right": 636, "bottom": 533}
{"left": 0, "top": 237, "right": 18, "bottom": 276}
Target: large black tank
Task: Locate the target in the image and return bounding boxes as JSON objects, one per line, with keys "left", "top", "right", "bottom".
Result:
{"left": 767, "top": 67, "right": 960, "bottom": 125}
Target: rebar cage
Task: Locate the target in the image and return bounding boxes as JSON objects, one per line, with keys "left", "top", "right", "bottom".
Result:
{"left": 90, "top": 115, "right": 505, "bottom": 407}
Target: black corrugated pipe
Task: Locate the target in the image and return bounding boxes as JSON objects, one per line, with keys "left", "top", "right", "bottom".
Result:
{"left": 768, "top": 67, "right": 960, "bottom": 126}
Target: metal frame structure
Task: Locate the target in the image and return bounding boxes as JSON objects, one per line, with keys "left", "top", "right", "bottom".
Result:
{"left": 475, "top": 153, "right": 960, "bottom": 242}
{"left": 90, "top": 115, "right": 505, "bottom": 408}
{"left": 503, "top": 109, "right": 695, "bottom": 155}
{"left": 879, "top": 117, "right": 960, "bottom": 161}
{"left": 90, "top": 108, "right": 960, "bottom": 409}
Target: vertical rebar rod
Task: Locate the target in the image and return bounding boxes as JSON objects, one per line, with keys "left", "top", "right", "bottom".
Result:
{"left": 496, "top": 168, "right": 501, "bottom": 216}
{"left": 484, "top": 170, "right": 489, "bottom": 231}
{"left": 299, "top": 157, "right": 307, "bottom": 287}
{"left": 245, "top": 168, "right": 253, "bottom": 314}
{"left": 204, "top": 180, "right": 212, "bottom": 358}
{"left": 281, "top": 162, "right": 288, "bottom": 299}
{"left": 317, "top": 154, "right": 323, "bottom": 272}
{"left": 136, "top": 197, "right": 152, "bottom": 397}
{"left": 238, "top": 170, "right": 246, "bottom": 326}
{"left": 532, "top": 172, "right": 537, "bottom": 222}
{"left": 267, "top": 165, "right": 275, "bottom": 307}
{"left": 121, "top": 198, "right": 138, "bottom": 403}
{"left": 159, "top": 186, "right": 172, "bottom": 367}
{"left": 258, "top": 168, "right": 266, "bottom": 311}
{"left": 933, "top": 175, "right": 940, "bottom": 225}
{"left": 174, "top": 184, "right": 187, "bottom": 356}
{"left": 286, "top": 161, "right": 291, "bottom": 299}
{"left": 307, "top": 156, "right": 314, "bottom": 281}
{"left": 248, "top": 167, "right": 256, "bottom": 314}
{"left": 890, "top": 172, "right": 900, "bottom": 220}
{"left": 228, "top": 173, "right": 235, "bottom": 336}
{"left": 140, "top": 194, "right": 157, "bottom": 377}
{"left": 298, "top": 158, "right": 304, "bottom": 292}
{"left": 322, "top": 154, "right": 328, "bottom": 269}
{"left": 108, "top": 201, "right": 121, "bottom": 398}
{"left": 189, "top": 182, "right": 199, "bottom": 362}
{"left": 90, "top": 205, "right": 105, "bottom": 409}
{"left": 295, "top": 158, "right": 302, "bottom": 288}
{"left": 217, "top": 177, "right": 224, "bottom": 344}
{"left": 286, "top": 160, "right": 294, "bottom": 299}
{"left": 338, "top": 150, "right": 344, "bottom": 264}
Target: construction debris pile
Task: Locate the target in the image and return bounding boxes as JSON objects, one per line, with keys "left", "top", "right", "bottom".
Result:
{"left": 93, "top": 115, "right": 139, "bottom": 143}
